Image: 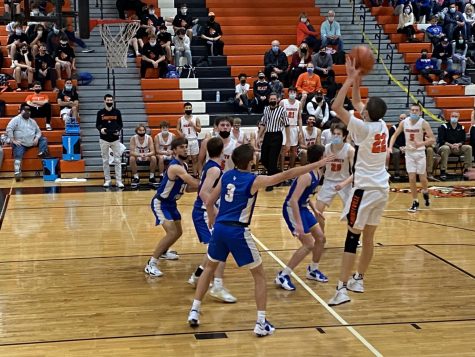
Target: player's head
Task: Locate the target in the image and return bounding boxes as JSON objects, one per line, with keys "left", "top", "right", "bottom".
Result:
{"left": 363, "top": 97, "right": 387, "bottom": 122}
{"left": 171, "top": 137, "right": 188, "bottom": 160}
{"left": 160, "top": 121, "right": 169, "bottom": 130}
{"left": 135, "top": 124, "right": 146, "bottom": 136}
{"left": 409, "top": 103, "right": 421, "bottom": 119}
{"left": 306, "top": 144, "right": 325, "bottom": 164}
{"left": 330, "top": 122, "right": 349, "bottom": 142}
{"left": 288, "top": 86, "right": 297, "bottom": 100}
{"left": 232, "top": 144, "right": 255, "bottom": 170}
{"left": 233, "top": 117, "right": 242, "bottom": 130}
{"left": 184, "top": 102, "right": 192, "bottom": 115}
{"left": 215, "top": 117, "right": 233, "bottom": 139}
{"left": 306, "top": 115, "right": 316, "bottom": 126}
{"left": 207, "top": 137, "right": 224, "bottom": 159}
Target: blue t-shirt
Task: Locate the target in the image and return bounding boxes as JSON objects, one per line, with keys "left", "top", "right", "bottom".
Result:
{"left": 154, "top": 159, "right": 188, "bottom": 203}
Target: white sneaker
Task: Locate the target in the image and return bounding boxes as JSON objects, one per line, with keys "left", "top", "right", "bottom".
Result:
{"left": 438, "top": 79, "right": 447, "bottom": 85}
{"left": 209, "top": 286, "right": 237, "bottom": 303}
{"left": 144, "top": 259, "right": 163, "bottom": 277}
{"left": 254, "top": 320, "right": 275, "bottom": 337}
{"left": 116, "top": 181, "right": 125, "bottom": 189}
{"left": 188, "top": 309, "right": 200, "bottom": 327}
{"left": 103, "top": 180, "right": 112, "bottom": 188}
{"left": 347, "top": 275, "right": 364, "bottom": 293}
{"left": 188, "top": 273, "right": 199, "bottom": 287}
{"left": 328, "top": 287, "right": 351, "bottom": 306}
{"left": 160, "top": 250, "right": 179, "bottom": 260}
{"left": 45, "top": 123, "right": 52, "bottom": 131}
{"left": 432, "top": 81, "right": 438, "bottom": 85}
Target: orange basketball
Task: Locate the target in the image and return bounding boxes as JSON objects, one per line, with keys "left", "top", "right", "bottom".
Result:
{"left": 350, "top": 45, "right": 375, "bottom": 76}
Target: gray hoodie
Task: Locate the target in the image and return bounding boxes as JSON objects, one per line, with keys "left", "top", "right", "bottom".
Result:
{"left": 6, "top": 114, "right": 42, "bottom": 147}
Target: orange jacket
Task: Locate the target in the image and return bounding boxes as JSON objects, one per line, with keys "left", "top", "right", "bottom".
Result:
{"left": 296, "top": 22, "right": 319, "bottom": 45}
{"left": 295, "top": 72, "right": 322, "bottom": 94}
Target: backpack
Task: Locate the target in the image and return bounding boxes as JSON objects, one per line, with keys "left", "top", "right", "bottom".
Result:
{"left": 166, "top": 64, "right": 179, "bottom": 78}
{"left": 453, "top": 75, "right": 472, "bottom": 85}
{"left": 180, "top": 65, "right": 196, "bottom": 78}
{"left": 77, "top": 72, "right": 94, "bottom": 86}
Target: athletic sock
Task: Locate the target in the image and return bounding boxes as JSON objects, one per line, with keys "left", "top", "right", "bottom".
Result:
{"left": 310, "top": 262, "right": 319, "bottom": 271}
{"left": 149, "top": 256, "right": 159, "bottom": 265}
{"left": 194, "top": 265, "right": 204, "bottom": 277}
{"left": 257, "top": 310, "right": 266, "bottom": 324}
{"left": 282, "top": 266, "right": 292, "bottom": 276}
{"left": 337, "top": 280, "right": 347, "bottom": 290}
{"left": 191, "top": 299, "right": 201, "bottom": 311}
{"left": 134, "top": 174, "right": 139, "bottom": 179}
{"left": 354, "top": 272, "right": 363, "bottom": 280}
{"left": 213, "top": 278, "right": 223, "bottom": 289}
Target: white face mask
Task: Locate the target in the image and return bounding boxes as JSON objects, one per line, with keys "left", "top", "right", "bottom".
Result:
{"left": 181, "top": 8, "right": 187, "bottom": 15}
{"left": 404, "top": 8, "right": 411, "bottom": 14}
{"left": 289, "top": 93, "right": 296, "bottom": 100}
{"left": 149, "top": 41, "right": 157, "bottom": 46}
{"left": 149, "top": 10, "right": 155, "bottom": 15}
{"left": 301, "top": 17, "right": 307, "bottom": 22}
{"left": 162, "top": 128, "right": 169, "bottom": 134}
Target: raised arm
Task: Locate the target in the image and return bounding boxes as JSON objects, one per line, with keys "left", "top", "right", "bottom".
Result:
{"left": 333, "top": 58, "right": 361, "bottom": 126}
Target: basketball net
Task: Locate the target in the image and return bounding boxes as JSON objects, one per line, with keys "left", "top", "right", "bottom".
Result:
{"left": 99, "top": 21, "right": 140, "bottom": 68}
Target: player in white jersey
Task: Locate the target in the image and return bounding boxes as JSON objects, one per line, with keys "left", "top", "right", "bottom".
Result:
{"left": 129, "top": 124, "right": 158, "bottom": 188}
{"left": 316, "top": 122, "right": 354, "bottom": 231}
{"left": 154, "top": 121, "right": 176, "bottom": 180}
{"left": 328, "top": 58, "right": 390, "bottom": 306}
{"left": 177, "top": 102, "right": 201, "bottom": 176}
{"left": 230, "top": 117, "right": 249, "bottom": 146}
{"left": 389, "top": 103, "right": 435, "bottom": 212}
{"left": 280, "top": 87, "right": 303, "bottom": 169}
{"left": 298, "top": 115, "right": 321, "bottom": 164}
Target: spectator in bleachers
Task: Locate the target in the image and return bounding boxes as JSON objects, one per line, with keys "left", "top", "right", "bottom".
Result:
{"left": 13, "top": 43, "right": 34, "bottom": 92}
{"left": 7, "top": 23, "right": 28, "bottom": 61}
{"left": 388, "top": 113, "right": 407, "bottom": 180}
{"left": 289, "top": 42, "right": 313, "bottom": 86}
{"left": 320, "top": 10, "right": 344, "bottom": 52}
{"left": 264, "top": 40, "right": 289, "bottom": 84}
{"left": 425, "top": 15, "right": 445, "bottom": 46}
{"left": 312, "top": 47, "right": 335, "bottom": 83}
{"left": 201, "top": 19, "right": 224, "bottom": 56}
{"left": 464, "top": 5, "right": 475, "bottom": 41}
{"left": 416, "top": 48, "right": 448, "bottom": 84}
{"left": 306, "top": 89, "right": 330, "bottom": 127}
{"left": 55, "top": 36, "right": 76, "bottom": 81}
{"left": 157, "top": 25, "right": 172, "bottom": 63}
{"left": 6, "top": 103, "right": 49, "bottom": 181}
{"left": 172, "top": 3, "right": 194, "bottom": 39}
{"left": 443, "top": 2, "right": 465, "bottom": 42}
{"left": 231, "top": 118, "right": 249, "bottom": 146}
{"left": 140, "top": 34, "right": 167, "bottom": 78}
{"left": 437, "top": 111, "right": 472, "bottom": 180}
{"left": 142, "top": 4, "right": 165, "bottom": 32}
{"left": 128, "top": 14, "right": 149, "bottom": 58}
{"left": 35, "top": 43, "right": 57, "bottom": 92}
{"left": 64, "top": 24, "right": 95, "bottom": 54}
{"left": 154, "top": 121, "right": 176, "bottom": 180}
{"left": 26, "top": 81, "right": 53, "bottom": 130}
{"left": 452, "top": 33, "right": 468, "bottom": 75}
{"left": 296, "top": 12, "right": 321, "bottom": 51}
{"left": 252, "top": 71, "right": 271, "bottom": 114}
{"left": 397, "top": 5, "right": 419, "bottom": 42}
{"left": 295, "top": 62, "right": 322, "bottom": 109}
{"left": 27, "top": 23, "right": 48, "bottom": 57}
{"left": 116, "top": 0, "right": 146, "bottom": 20}
{"left": 235, "top": 73, "right": 252, "bottom": 114}
{"left": 4, "top": 0, "right": 21, "bottom": 14}
{"left": 129, "top": 124, "right": 158, "bottom": 188}
{"left": 412, "top": 0, "right": 432, "bottom": 23}
{"left": 58, "top": 79, "right": 79, "bottom": 123}
{"left": 173, "top": 28, "right": 192, "bottom": 66}
{"left": 46, "top": 24, "right": 63, "bottom": 56}
{"left": 432, "top": 37, "right": 453, "bottom": 73}
{"left": 269, "top": 72, "right": 284, "bottom": 100}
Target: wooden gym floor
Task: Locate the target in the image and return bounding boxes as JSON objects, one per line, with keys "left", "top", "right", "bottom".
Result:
{"left": 0, "top": 178, "right": 474, "bottom": 356}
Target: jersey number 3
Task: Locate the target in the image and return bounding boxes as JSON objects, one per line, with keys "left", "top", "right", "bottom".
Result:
{"left": 371, "top": 133, "right": 387, "bottom": 153}
{"left": 224, "top": 183, "right": 236, "bottom": 203}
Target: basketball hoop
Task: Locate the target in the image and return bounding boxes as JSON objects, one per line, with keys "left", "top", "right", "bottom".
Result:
{"left": 90, "top": 19, "right": 140, "bottom": 68}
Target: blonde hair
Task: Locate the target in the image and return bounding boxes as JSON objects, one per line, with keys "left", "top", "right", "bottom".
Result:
{"left": 233, "top": 118, "right": 242, "bottom": 125}
{"left": 465, "top": 4, "right": 474, "bottom": 13}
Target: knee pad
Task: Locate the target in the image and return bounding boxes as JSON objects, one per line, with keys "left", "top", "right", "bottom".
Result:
{"left": 344, "top": 230, "right": 361, "bottom": 254}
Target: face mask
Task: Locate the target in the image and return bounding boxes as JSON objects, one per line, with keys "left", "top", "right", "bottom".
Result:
{"left": 219, "top": 131, "right": 231, "bottom": 139}
{"left": 32, "top": 10, "right": 40, "bottom": 16}
{"left": 181, "top": 8, "right": 187, "bottom": 15}
{"left": 300, "top": 47, "right": 307, "bottom": 53}
{"left": 328, "top": 16, "right": 335, "bottom": 21}
{"left": 209, "top": 16, "right": 215, "bottom": 22}
{"left": 450, "top": 117, "right": 458, "bottom": 124}
{"left": 404, "top": 8, "right": 411, "bottom": 14}
{"left": 410, "top": 113, "right": 419, "bottom": 120}
{"left": 269, "top": 101, "right": 277, "bottom": 107}
{"left": 271, "top": 76, "right": 278, "bottom": 81}
{"left": 320, "top": 51, "right": 326, "bottom": 56}
{"left": 149, "top": 10, "right": 155, "bottom": 15}
{"left": 459, "top": 40, "right": 464, "bottom": 44}
{"left": 34, "top": 89, "right": 41, "bottom": 94}
{"left": 258, "top": 75, "right": 265, "bottom": 80}
{"left": 21, "top": 48, "right": 28, "bottom": 54}
{"left": 37, "top": 29, "right": 43, "bottom": 34}
{"left": 307, "top": 68, "right": 314, "bottom": 74}
{"left": 450, "top": 7, "right": 456, "bottom": 13}
{"left": 185, "top": 109, "right": 192, "bottom": 115}
{"left": 301, "top": 18, "right": 307, "bottom": 23}
{"left": 149, "top": 41, "right": 156, "bottom": 46}
{"left": 65, "top": 85, "right": 72, "bottom": 91}
{"left": 137, "top": 132, "right": 146, "bottom": 137}
{"left": 105, "top": 102, "right": 113, "bottom": 108}
{"left": 60, "top": 42, "right": 67, "bottom": 47}
{"left": 162, "top": 128, "right": 169, "bottom": 134}
{"left": 178, "top": 154, "right": 188, "bottom": 160}
{"left": 421, "top": 53, "right": 427, "bottom": 59}
{"left": 15, "top": 29, "right": 22, "bottom": 35}
{"left": 272, "top": 46, "right": 279, "bottom": 53}
{"left": 240, "top": 79, "right": 246, "bottom": 84}
{"left": 289, "top": 93, "right": 296, "bottom": 100}
{"left": 315, "top": 96, "right": 323, "bottom": 102}
{"left": 331, "top": 136, "right": 343, "bottom": 145}
{"left": 53, "top": 28, "right": 59, "bottom": 34}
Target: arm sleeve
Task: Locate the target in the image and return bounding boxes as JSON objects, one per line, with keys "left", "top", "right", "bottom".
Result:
{"left": 96, "top": 111, "right": 102, "bottom": 131}
{"left": 6, "top": 118, "right": 16, "bottom": 139}
{"left": 437, "top": 125, "right": 446, "bottom": 146}
{"left": 117, "top": 111, "right": 123, "bottom": 130}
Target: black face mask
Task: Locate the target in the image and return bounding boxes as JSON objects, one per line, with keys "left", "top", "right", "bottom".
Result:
{"left": 219, "top": 130, "right": 230, "bottom": 139}
{"left": 258, "top": 76, "right": 265, "bottom": 80}
{"left": 271, "top": 76, "right": 278, "bottom": 81}
{"left": 185, "top": 109, "right": 192, "bottom": 115}
{"left": 320, "top": 51, "right": 326, "bottom": 56}
{"left": 34, "top": 89, "right": 41, "bottom": 94}
{"left": 421, "top": 54, "right": 427, "bottom": 59}
{"left": 269, "top": 101, "right": 277, "bottom": 107}
{"left": 301, "top": 48, "right": 307, "bottom": 53}
{"left": 137, "top": 133, "right": 146, "bottom": 137}
{"left": 178, "top": 154, "right": 188, "bottom": 160}
{"left": 240, "top": 79, "right": 246, "bottom": 84}
{"left": 105, "top": 102, "right": 113, "bottom": 108}
{"left": 316, "top": 96, "right": 323, "bottom": 103}
{"left": 209, "top": 16, "right": 215, "bottom": 22}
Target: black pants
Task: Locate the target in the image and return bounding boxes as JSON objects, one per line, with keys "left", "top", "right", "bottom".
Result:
{"left": 397, "top": 25, "right": 415, "bottom": 39}
{"left": 30, "top": 103, "right": 52, "bottom": 124}
{"left": 35, "top": 68, "right": 57, "bottom": 89}
{"left": 116, "top": 0, "right": 144, "bottom": 19}
{"left": 206, "top": 40, "right": 224, "bottom": 56}
{"left": 252, "top": 97, "right": 268, "bottom": 114}
{"left": 141, "top": 61, "right": 167, "bottom": 78}
{"left": 234, "top": 94, "right": 250, "bottom": 112}
{"left": 420, "top": 68, "right": 444, "bottom": 82}
{"left": 261, "top": 131, "right": 283, "bottom": 176}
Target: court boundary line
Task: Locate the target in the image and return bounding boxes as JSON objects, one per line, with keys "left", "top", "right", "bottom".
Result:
{"left": 251, "top": 233, "right": 383, "bottom": 357}
{"left": 0, "top": 186, "right": 12, "bottom": 230}
{"left": 416, "top": 245, "right": 475, "bottom": 280}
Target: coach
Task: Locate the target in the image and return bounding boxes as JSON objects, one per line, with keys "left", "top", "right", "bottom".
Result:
{"left": 258, "top": 92, "right": 290, "bottom": 191}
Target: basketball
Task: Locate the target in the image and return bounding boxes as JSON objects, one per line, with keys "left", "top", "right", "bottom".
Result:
{"left": 350, "top": 45, "right": 375, "bottom": 75}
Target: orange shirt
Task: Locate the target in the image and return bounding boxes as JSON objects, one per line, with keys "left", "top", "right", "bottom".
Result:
{"left": 295, "top": 72, "right": 322, "bottom": 94}
{"left": 25, "top": 93, "right": 49, "bottom": 103}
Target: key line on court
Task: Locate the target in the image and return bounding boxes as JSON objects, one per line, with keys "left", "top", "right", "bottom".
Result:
{"left": 416, "top": 245, "right": 475, "bottom": 280}
{"left": 0, "top": 186, "right": 13, "bottom": 230}
{"left": 251, "top": 233, "right": 383, "bottom": 357}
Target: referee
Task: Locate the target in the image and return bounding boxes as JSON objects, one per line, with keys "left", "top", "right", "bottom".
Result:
{"left": 258, "top": 92, "right": 290, "bottom": 191}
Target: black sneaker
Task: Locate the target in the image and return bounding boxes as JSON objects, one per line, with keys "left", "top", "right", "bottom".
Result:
{"left": 14, "top": 172, "right": 21, "bottom": 182}
{"left": 439, "top": 171, "right": 447, "bottom": 181}
{"left": 131, "top": 177, "right": 140, "bottom": 188}
{"left": 423, "top": 192, "right": 430, "bottom": 207}
{"left": 407, "top": 200, "right": 419, "bottom": 213}
{"left": 149, "top": 177, "right": 159, "bottom": 187}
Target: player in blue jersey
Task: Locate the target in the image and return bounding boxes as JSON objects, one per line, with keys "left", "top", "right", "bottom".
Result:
{"left": 187, "top": 144, "right": 334, "bottom": 337}
{"left": 145, "top": 137, "right": 200, "bottom": 277}
{"left": 188, "top": 137, "right": 237, "bottom": 303}
{"left": 276, "top": 144, "right": 328, "bottom": 291}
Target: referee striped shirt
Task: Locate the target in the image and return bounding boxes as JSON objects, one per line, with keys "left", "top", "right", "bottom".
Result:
{"left": 259, "top": 105, "right": 289, "bottom": 133}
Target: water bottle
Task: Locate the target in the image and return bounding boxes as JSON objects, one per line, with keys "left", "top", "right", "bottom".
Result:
{"left": 216, "top": 90, "right": 220, "bottom": 102}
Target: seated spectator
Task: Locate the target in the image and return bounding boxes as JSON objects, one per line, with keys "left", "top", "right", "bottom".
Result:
{"left": 154, "top": 121, "right": 176, "bottom": 180}
{"left": 55, "top": 37, "right": 76, "bottom": 81}
{"left": 289, "top": 42, "right": 313, "bottom": 86}
{"left": 313, "top": 47, "right": 336, "bottom": 98}
{"left": 437, "top": 111, "right": 472, "bottom": 179}
{"left": 157, "top": 25, "right": 172, "bottom": 63}
{"left": 425, "top": 15, "right": 445, "bottom": 46}
{"left": 202, "top": 11, "right": 224, "bottom": 56}
{"left": 6, "top": 103, "right": 49, "bottom": 181}
{"left": 432, "top": 37, "right": 453, "bottom": 72}
{"left": 443, "top": 2, "right": 465, "bottom": 42}
{"left": 13, "top": 43, "right": 34, "bottom": 92}
{"left": 140, "top": 34, "right": 167, "bottom": 78}
{"left": 172, "top": 3, "right": 194, "bottom": 39}
{"left": 397, "top": 5, "right": 419, "bottom": 42}
{"left": 116, "top": 0, "right": 145, "bottom": 20}
{"left": 173, "top": 28, "right": 192, "bottom": 66}
{"left": 413, "top": 0, "right": 432, "bottom": 23}
{"left": 416, "top": 48, "right": 447, "bottom": 84}
{"left": 128, "top": 14, "right": 149, "bottom": 57}
{"left": 306, "top": 90, "right": 330, "bottom": 127}
{"left": 388, "top": 113, "right": 407, "bottom": 179}
{"left": 46, "top": 24, "right": 63, "bottom": 55}
{"left": 464, "top": 5, "right": 475, "bottom": 41}
{"left": 27, "top": 23, "right": 48, "bottom": 57}
{"left": 252, "top": 71, "right": 271, "bottom": 114}
{"left": 35, "top": 42, "right": 58, "bottom": 92}
{"left": 58, "top": 79, "right": 79, "bottom": 123}
{"left": 26, "top": 81, "right": 53, "bottom": 130}
{"left": 320, "top": 10, "right": 344, "bottom": 52}
{"left": 452, "top": 34, "right": 468, "bottom": 75}
{"left": 230, "top": 118, "right": 249, "bottom": 146}
{"left": 298, "top": 114, "right": 321, "bottom": 164}
{"left": 7, "top": 23, "right": 28, "bottom": 60}
{"left": 142, "top": 4, "right": 165, "bottom": 32}
{"left": 64, "top": 24, "right": 94, "bottom": 53}
{"left": 129, "top": 124, "right": 158, "bottom": 188}
{"left": 296, "top": 12, "right": 321, "bottom": 51}
{"left": 264, "top": 40, "right": 289, "bottom": 84}
{"left": 295, "top": 62, "right": 322, "bottom": 108}
{"left": 4, "top": 0, "right": 21, "bottom": 14}
{"left": 269, "top": 72, "right": 284, "bottom": 99}
{"left": 234, "top": 73, "right": 252, "bottom": 114}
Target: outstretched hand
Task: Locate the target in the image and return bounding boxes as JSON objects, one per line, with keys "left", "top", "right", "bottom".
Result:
{"left": 345, "top": 57, "right": 361, "bottom": 82}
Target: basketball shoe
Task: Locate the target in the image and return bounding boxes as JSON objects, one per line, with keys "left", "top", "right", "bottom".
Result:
{"left": 407, "top": 200, "right": 419, "bottom": 212}
{"left": 160, "top": 250, "right": 179, "bottom": 260}
{"left": 209, "top": 286, "right": 237, "bottom": 303}
{"left": 347, "top": 274, "right": 364, "bottom": 293}
{"left": 306, "top": 266, "right": 328, "bottom": 282}
{"left": 254, "top": 320, "right": 275, "bottom": 337}
{"left": 275, "top": 271, "right": 296, "bottom": 291}
{"left": 188, "top": 309, "right": 200, "bottom": 327}
{"left": 423, "top": 192, "right": 430, "bottom": 207}
{"left": 328, "top": 287, "right": 351, "bottom": 306}
{"left": 188, "top": 273, "right": 199, "bottom": 287}
{"left": 144, "top": 259, "right": 163, "bottom": 277}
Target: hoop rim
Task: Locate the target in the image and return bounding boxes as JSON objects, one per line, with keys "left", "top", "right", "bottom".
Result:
{"left": 89, "top": 19, "right": 140, "bottom": 32}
